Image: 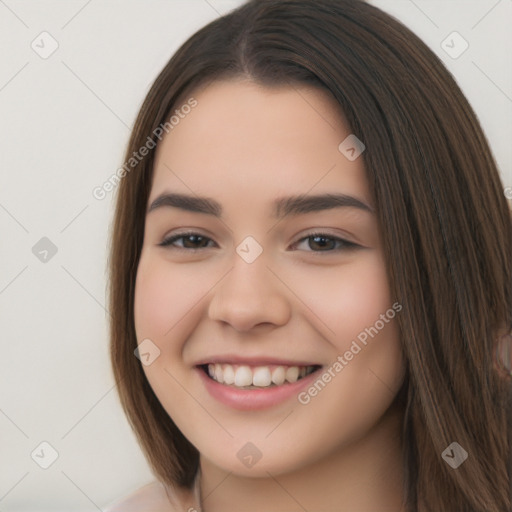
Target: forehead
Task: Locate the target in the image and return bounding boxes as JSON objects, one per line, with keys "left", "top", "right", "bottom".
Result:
{"left": 150, "top": 79, "right": 370, "bottom": 208}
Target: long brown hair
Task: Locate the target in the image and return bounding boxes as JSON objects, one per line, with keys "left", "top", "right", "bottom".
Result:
{"left": 107, "top": 1, "right": 512, "bottom": 510}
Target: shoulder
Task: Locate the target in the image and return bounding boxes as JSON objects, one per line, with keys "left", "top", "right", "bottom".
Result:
{"left": 104, "top": 480, "right": 175, "bottom": 512}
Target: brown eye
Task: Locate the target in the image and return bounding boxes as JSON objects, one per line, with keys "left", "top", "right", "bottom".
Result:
{"left": 158, "top": 231, "right": 360, "bottom": 254}
{"left": 158, "top": 232, "right": 215, "bottom": 251}
{"left": 291, "top": 232, "right": 360, "bottom": 253}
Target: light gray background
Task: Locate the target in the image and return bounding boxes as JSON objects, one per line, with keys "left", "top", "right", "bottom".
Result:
{"left": 0, "top": 0, "right": 511, "bottom": 510}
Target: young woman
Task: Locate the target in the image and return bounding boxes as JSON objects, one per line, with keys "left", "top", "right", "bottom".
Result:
{"left": 105, "top": 0, "right": 512, "bottom": 510}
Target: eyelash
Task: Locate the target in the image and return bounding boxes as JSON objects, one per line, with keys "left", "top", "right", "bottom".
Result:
{"left": 157, "top": 231, "right": 360, "bottom": 253}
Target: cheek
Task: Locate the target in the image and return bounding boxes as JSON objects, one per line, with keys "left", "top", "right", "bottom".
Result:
{"left": 133, "top": 257, "right": 174, "bottom": 342}
{"left": 287, "top": 251, "right": 395, "bottom": 348}
{"left": 334, "top": 254, "right": 394, "bottom": 343}
{"left": 293, "top": 253, "right": 404, "bottom": 459}
{"left": 292, "top": 251, "right": 405, "bottom": 402}
{"left": 330, "top": 253, "right": 403, "bottom": 383}
{"left": 133, "top": 255, "right": 197, "bottom": 398}
{"left": 311, "top": 252, "right": 405, "bottom": 427}
{"left": 133, "top": 253, "right": 208, "bottom": 344}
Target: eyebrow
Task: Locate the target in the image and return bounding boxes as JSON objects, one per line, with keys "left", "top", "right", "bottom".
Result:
{"left": 147, "top": 192, "right": 374, "bottom": 218}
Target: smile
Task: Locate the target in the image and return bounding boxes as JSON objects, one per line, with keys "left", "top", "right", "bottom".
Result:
{"left": 196, "top": 361, "right": 323, "bottom": 410}
{"left": 201, "top": 363, "right": 319, "bottom": 388}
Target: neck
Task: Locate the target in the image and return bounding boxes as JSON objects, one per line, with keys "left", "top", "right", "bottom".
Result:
{"left": 198, "top": 400, "right": 406, "bottom": 512}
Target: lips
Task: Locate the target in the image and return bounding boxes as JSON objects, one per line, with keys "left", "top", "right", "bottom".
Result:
{"left": 196, "top": 360, "right": 324, "bottom": 410}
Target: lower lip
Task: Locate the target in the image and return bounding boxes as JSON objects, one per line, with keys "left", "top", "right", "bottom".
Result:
{"left": 196, "top": 366, "right": 322, "bottom": 411}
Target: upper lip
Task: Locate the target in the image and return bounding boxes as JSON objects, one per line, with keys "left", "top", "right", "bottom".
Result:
{"left": 194, "top": 355, "right": 322, "bottom": 367}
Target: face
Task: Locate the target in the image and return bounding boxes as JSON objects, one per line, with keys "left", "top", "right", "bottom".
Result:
{"left": 134, "top": 79, "right": 405, "bottom": 477}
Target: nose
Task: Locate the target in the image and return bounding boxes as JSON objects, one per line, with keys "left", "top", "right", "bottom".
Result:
{"left": 207, "top": 248, "right": 291, "bottom": 332}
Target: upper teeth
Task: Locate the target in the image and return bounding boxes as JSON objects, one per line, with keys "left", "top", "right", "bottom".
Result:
{"left": 207, "top": 363, "right": 315, "bottom": 388}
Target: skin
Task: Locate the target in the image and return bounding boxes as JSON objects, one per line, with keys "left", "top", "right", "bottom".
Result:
{"left": 134, "top": 79, "right": 407, "bottom": 512}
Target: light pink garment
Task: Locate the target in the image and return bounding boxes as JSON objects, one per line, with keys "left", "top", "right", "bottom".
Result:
{"left": 104, "top": 471, "right": 202, "bottom": 512}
